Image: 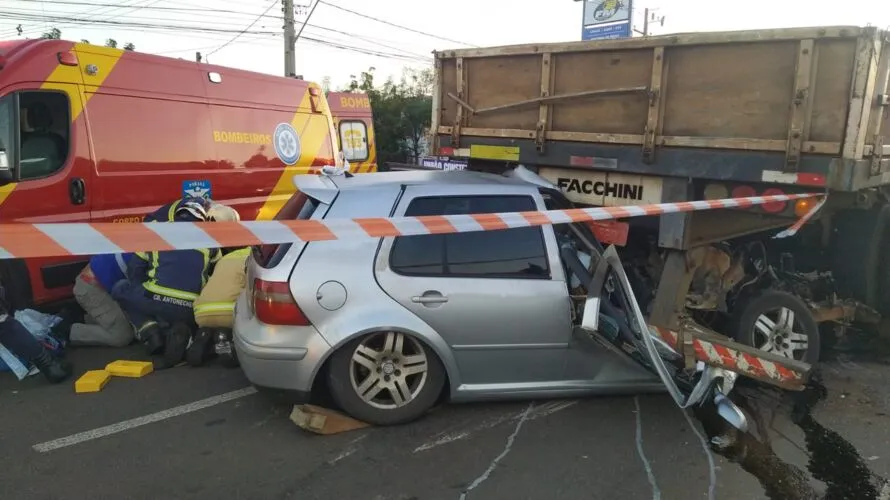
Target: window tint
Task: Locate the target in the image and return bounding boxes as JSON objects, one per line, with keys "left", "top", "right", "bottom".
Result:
{"left": 18, "top": 91, "right": 70, "bottom": 180}
{"left": 339, "top": 120, "right": 368, "bottom": 162}
{"left": 390, "top": 195, "right": 550, "bottom": 279}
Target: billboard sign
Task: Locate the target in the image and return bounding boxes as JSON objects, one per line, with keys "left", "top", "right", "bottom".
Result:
{"left": 581, "top": 0, "right": 633, "bottom": 41}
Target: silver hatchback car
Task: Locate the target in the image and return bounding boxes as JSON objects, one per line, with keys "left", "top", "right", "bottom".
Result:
{"left": 233, "top": 167, "right": 744, "bottom": 426}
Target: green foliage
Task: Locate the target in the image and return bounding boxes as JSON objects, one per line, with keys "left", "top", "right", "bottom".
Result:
{"left": 343, "top": 67, "right": 433, "bottom": 165}
{"left": 40, "top": 28, "right": 61, "bottom": 40}
{"left": 36, "top": 28, "right": 134, "bottom": 51}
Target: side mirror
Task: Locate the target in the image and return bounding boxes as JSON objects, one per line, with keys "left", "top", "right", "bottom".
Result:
{"left": 0, "top": 149, "right": 12, "bottom": 186}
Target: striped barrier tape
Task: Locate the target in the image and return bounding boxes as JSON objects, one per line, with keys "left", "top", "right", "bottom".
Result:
{"left": 651, "top": 325, "right": 809, "bottom": 390}
{"left": 0, "top": 193, "right": 823, "bottom": 260}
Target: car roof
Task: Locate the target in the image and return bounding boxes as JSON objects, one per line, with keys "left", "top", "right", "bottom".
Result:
{"left": 292, "top": 169, "right": 534, "bottom": 204}
{"left": 331, "top": 169, "right": 529, "bottom": 190}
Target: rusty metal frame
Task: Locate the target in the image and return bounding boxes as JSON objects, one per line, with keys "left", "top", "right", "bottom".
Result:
{"left": 643, "top": 46, "right": 665, "bottom": 164}
{"left": 537, "top": 52, "right": 554, "bottom": 152}
{"left": 784, "top": 39, "right": 816, "bottom": 172}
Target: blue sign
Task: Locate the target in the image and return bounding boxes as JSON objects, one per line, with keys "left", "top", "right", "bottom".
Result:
{"left": 582, "top": 22, "right": 631, "bottom": 41}
{"left": 182, "top": 180, "right": 212, "bottom": 200}
{"left": 273, "top": 122, "right": 301, "bottom": 166}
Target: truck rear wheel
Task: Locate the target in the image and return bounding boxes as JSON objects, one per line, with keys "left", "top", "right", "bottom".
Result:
{"left": 0, "top": 260, "right": 33, "bottom": 312}
{"left": 830, "top": 205, "right": 890, "bottom": 315}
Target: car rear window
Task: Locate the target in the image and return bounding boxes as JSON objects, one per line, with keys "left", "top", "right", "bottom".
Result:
{"left": 253, "top": 191, "right": 321, "bottom": 268}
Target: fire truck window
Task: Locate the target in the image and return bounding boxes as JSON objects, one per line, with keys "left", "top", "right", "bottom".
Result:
{"left": 338, "top": 120, "right": 368, "bottom": 162}
{"left": 18, "top": 91, "right": 70, "bottom": 180}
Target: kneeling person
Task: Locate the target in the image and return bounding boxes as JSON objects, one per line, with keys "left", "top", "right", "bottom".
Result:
{"left": 188, "top": 205, "right": 247, "bottom": 367}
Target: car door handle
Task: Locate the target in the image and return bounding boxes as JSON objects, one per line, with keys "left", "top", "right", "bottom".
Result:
{"left": 411, "top": 292, "right": 448, "bottom": 304}
{"left": 69, "top": 177, "right": 85, "bottom": 205}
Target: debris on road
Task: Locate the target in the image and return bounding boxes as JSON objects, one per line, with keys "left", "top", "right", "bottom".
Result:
{"left": 290, "top": 404, "right": 370, "bottom": 435}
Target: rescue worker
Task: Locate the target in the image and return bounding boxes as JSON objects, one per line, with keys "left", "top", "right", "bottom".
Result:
{"left": 53, "top": 253, "right": 135, "bottom": 348}
{"left": 187, "top": 205, "right": 244, "bottom": 367}
{"left": 0, "top": 284, "right": 72, "bottom": 383}
{"left": 112, "top": 199, "right": 221, "bottom": 367}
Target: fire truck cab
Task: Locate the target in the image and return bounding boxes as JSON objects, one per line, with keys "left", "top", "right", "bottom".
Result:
{"left": 0, "top": 39, "right": 344, "bottom": 309}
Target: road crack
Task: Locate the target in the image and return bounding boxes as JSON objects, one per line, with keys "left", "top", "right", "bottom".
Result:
{"left": 458, "top": 402, "right": 534, "bottom": 500}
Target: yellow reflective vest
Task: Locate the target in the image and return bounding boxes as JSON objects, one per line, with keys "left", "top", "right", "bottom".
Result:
{"left": 193, "top": 248, "right": 251, "bottom": 328}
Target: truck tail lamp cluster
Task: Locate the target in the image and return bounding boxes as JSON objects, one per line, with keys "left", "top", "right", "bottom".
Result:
{"left": 704, "top": 182, "right": 811, "bottom": 217}
{"left": 252, "top": 278, "right": 311, "bottom": 326}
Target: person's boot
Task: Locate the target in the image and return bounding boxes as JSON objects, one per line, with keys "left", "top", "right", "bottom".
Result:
{"left": 186, "top": 327, "right": 214, "bottom": 367}
{"left": 31, "top": 348, "right": 73, "bottom": 384}
{"left": 160, "top": 323, "right": 191, "bottom": 369}
{"left": 214, "top": 328, "right": 239, "bottom": 368}
{"left": 140, "top": 322, "right": 165, "bottom": 356}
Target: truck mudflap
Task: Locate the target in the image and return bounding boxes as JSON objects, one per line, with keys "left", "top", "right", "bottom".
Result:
{"left": 581, "top": 245, "right": 812, "bottom": 431}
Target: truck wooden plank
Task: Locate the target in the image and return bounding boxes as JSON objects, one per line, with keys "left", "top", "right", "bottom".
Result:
{"left": 432, "top": 26, "right": 889, "bottom": 192}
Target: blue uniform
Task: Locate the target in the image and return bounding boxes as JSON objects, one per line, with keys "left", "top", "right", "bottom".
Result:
{"left": 89, "top": 253, "right": 132, "bottom": 292}
{"left": 114, "top": 196, "right": 220, "bottom": 333}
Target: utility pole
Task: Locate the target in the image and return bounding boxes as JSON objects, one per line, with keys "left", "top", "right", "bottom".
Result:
{"left": 283, "top": 0, "right": 297, "bottom": 77}
{"left": 639, "top": 7, "right": 666, "bottom": 36}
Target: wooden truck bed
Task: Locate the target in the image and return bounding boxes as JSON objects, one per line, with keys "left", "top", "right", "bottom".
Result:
{"left": 432, "top": 26, "right": 890, "bottom": 192}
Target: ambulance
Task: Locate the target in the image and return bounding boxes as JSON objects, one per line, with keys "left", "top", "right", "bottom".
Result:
{"left": 327, "top": 91, "right": 377, "bottom": 173}
{"left": 0, "top": 39, "right": 369, "bottom": 309}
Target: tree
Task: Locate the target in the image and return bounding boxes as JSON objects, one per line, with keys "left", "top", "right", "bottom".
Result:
{"left": 41, "top": 28, "right": 61, "bottom": 40}
{"left": 34, "top": 27, "right": 135, "bottom": 51}
{"left": 343, "top": 66, "right": 433, "bottom": 165}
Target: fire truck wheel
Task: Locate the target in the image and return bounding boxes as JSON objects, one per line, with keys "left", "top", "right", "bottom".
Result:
{"left": 327, "top": 331, "right": 445, "bottom": 426}
{"left": 736, "top": 290, "right": 820, "bottom": 364}
{"left": 0, "top": 260, "right": 33, "bottom": 311}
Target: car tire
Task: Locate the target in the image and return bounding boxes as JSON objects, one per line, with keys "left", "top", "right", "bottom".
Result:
{"left": 735, "top": 290, "right": 820, "bottom": 364}
{"left": 327, "top": 331, "right": 446, "bottom": 426}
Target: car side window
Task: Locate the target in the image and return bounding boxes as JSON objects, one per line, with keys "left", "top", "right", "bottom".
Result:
{"left": 390, "top": 195, "right": 550, "bottom": 279}
{"left": 18, "top": 90, "right": 71, "bottom": 180}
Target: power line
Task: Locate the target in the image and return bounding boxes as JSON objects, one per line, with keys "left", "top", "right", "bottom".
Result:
{"left": 205, "top": 0, "right": 277, "bottom": 57}
{"left": 0, "top": 11, "right": 432, "bottom": 63}
{"left": 316, "top": 0, "right": 477, "bottom": 48}
{"left": 2, "top": 3, "right": 433, "bottom": 59}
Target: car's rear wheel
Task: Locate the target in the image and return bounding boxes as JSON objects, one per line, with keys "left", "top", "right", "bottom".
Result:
{"left": 327, "top": 331, "right": 445, "bottom": 425}
{"left": 735, "top": 290, "right": 821, "bottom": 364}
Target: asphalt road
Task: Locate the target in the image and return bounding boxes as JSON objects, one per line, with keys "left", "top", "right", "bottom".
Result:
{"left": 2, "top": 345, "right": 889, "bottom": 500}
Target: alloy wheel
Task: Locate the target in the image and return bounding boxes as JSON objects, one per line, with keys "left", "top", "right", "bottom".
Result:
{"left": 752, "top": 306, "right": 809, "bottom": 360}
{"left": 348, "top": 332, "right": 429, "bottom": 410}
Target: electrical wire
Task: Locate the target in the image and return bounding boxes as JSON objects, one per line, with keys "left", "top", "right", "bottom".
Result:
{"left": 0, "top": 10, "right": 432, "bottom": 63}
{"left": 317, "top": 0, "right": 477, "bottom": 47}
{"left": 205, "top": 0, "right": 278, "bottom": 57}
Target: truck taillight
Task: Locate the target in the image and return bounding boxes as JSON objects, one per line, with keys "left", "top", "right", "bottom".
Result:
{"left": 760, "top": 187, "right": 787, "bottom": 213}
{"left": 252, "top": 278, "right": 310, "bottom": 326}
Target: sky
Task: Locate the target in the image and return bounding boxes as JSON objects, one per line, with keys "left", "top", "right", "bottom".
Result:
{"left": 0, "top": 0, "right": 888, "bottom": 89}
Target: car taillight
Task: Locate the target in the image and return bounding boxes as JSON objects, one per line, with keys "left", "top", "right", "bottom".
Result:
{"left": 252, "top": 278, "right": 310, "bottom": 326}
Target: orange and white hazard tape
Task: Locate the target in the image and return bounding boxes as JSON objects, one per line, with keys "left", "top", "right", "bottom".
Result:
{"left": 651, "top": 326, "right": 807, "bottom": 389}
{"left": 0, "top": 193, "right": 822, "bottom": 260}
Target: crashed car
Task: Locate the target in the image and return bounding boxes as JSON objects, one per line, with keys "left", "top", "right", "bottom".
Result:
{"left": 233, "top": 166, "right": 810, "bottom": 427}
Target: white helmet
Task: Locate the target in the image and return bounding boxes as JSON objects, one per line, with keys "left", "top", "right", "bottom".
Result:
{"left": 176, "top": 199, "right": 210, "bottom": 222}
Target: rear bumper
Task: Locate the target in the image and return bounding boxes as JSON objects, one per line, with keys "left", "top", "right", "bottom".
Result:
{"left": 233, "top": 294, "right": 332, "bottom": 393}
